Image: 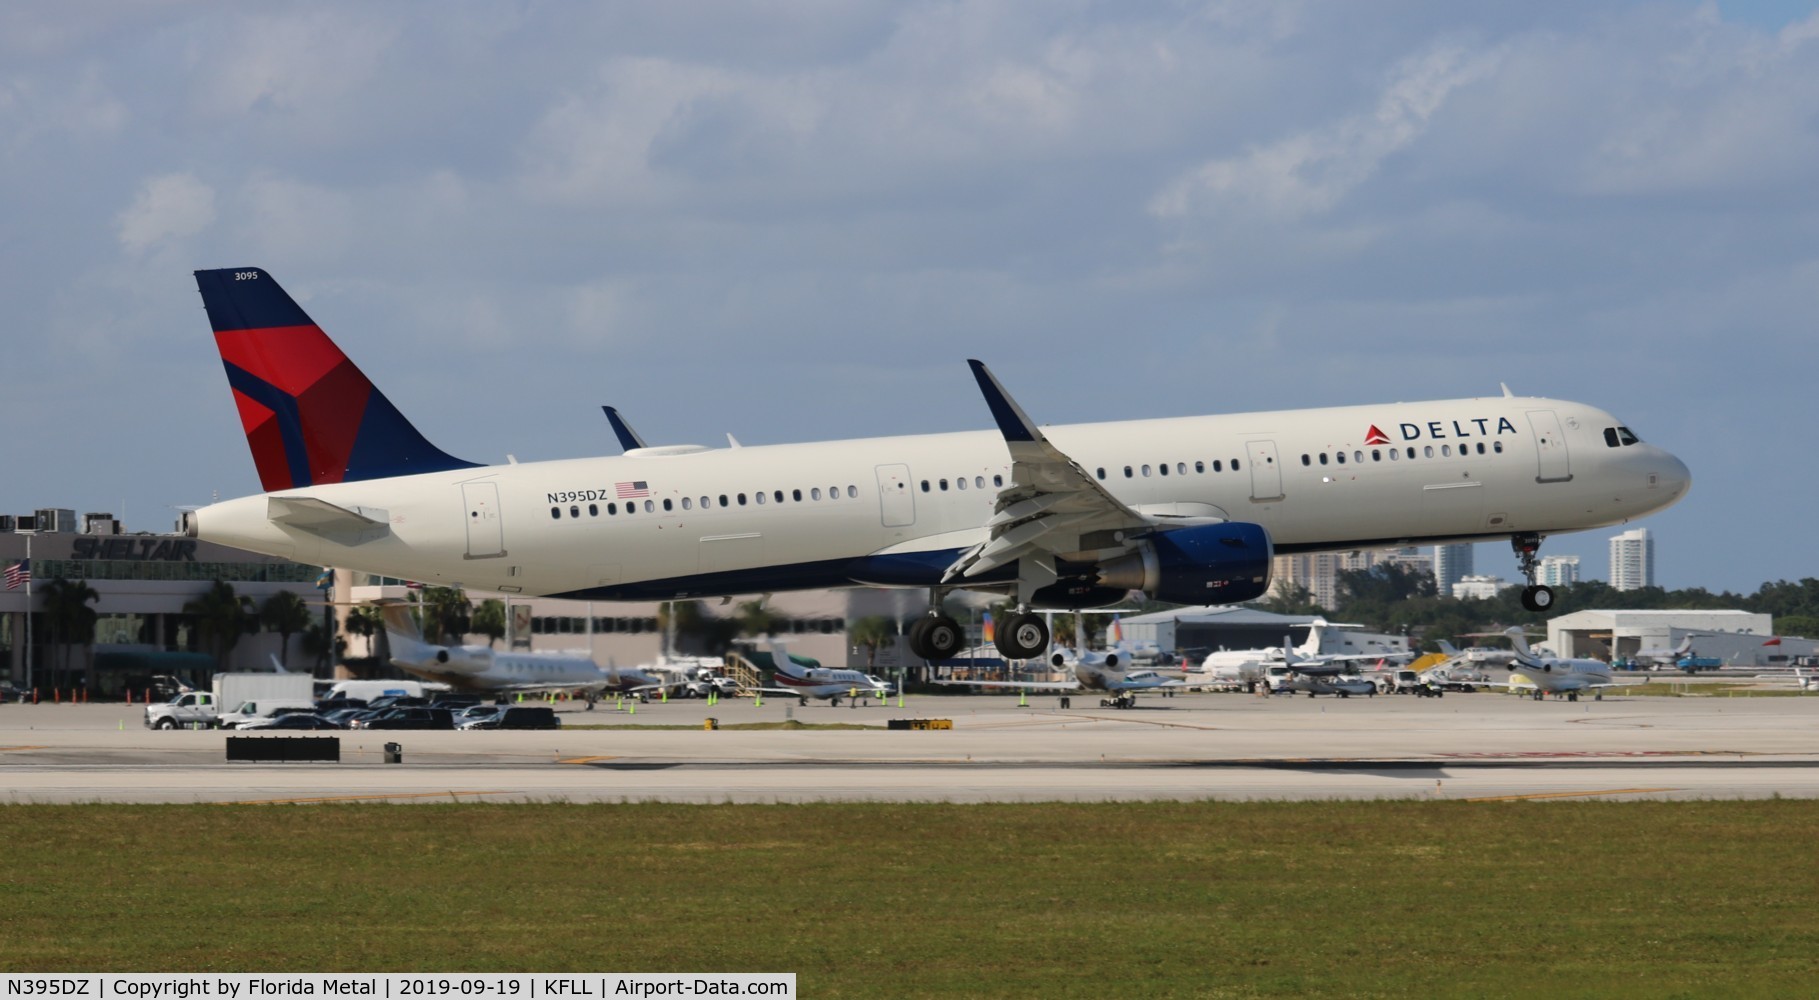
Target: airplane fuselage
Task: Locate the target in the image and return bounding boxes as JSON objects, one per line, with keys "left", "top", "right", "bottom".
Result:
{"left": 192, "top": 395, "right": 1688, "bottom": 603}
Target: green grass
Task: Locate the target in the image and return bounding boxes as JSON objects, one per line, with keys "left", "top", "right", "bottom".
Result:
{"left": 4, "top": 802, "right": 1817, "bottom": 997}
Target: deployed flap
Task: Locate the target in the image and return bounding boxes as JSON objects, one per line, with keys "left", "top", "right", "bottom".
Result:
{"left": 946, "top": 361, "right": 1152, "bottom": 595}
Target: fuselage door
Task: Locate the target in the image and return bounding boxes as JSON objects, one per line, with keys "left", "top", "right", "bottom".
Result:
{"left": 875, "top": 464, "right": 916, "bottom": 527}
{"left": 461, "top": 482, "right": 506, "bottom": 559}
{"left": 1526, "top": 410, "right": 1573, "bottom": 483}
{"left": 1246, "top": 441, "right": 1284, "bottom": 502}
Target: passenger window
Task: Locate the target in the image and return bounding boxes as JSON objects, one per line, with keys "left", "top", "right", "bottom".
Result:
{"left": 1232, "top": 459, "right": 1241, "bottom": 471}
{"left": 757, "top": 493, "right": 767, "bottom": 505}
{"left": 1158, "top": 463, "right": 1168, "bottom": 476}
{"left": 975, "top": 476, "right": 985, "bottom": 489}
{"left": 681, "top": 498, "right": 692, "bottom": 510}
{"left": 1124, "top": 466, "right": 1133, "bottom": 478}
{"left": 661, "top": 499, "right": 671, "bottom": 511}
{"left": 1319, "top": 453, "right": 1328, "bottom": 465}
{"left": 1423, "top": 446, "right": 1434, "bottom": 459}
{"left": 1301, "top": 454, "right": 1311, "bottom": 466}
{"left": 1389, "top": 449, "right": 1398, "bottom": 461}
{"left": 1177, "top": 463, "right": 1186, "bottom": 475}
{"left": 1096, "top": 468, "right": 1106, "bottom": 480}
{"left": 1354, "top": 451, "right": 1363, "bottom": 463}
{"left": 549, "top": 507, "right": 560, "bottom": 520}
{"left": 1195, "top": 461, "right": 1204, "bottom": 473}
{"left": 738, "top": 493, "right": 747, "bottom": 506}
{"left": 570, "top": 505, "right": 580, "bottom": 518}
{"left": 1493, "top": 441, "right": 1503, "bottom": 454}
{"left": 1406, "top": 447, "right": 1416, "bottom": 460}
{"left": 609, "top": 502, "right": 618, "bottom": 514}
{"left": 1335, "top": 452, "right": 1345, "bottom": 465}
{"left": 643, "top": 500, "right": 654, "bottom": 513}
{"left": 848, "top": 485, "right": 858, "bottom": 498}
{"left": 792, "top": 489, "right": 802, "bottom": 502}
{"left": 1371, "top": 449, "right": 1380, "bottom": 462}
{"left": 588, "top": 504, "right": 598, "bottom": 516}
{"left": 1213, "top": 461, "right": 1222, "bottom": 472}
{"left": 957, "top": 478, "right": 967, "bottom": 491}
{"left": 1441, "top": 445, "right": 1451, "bottom": 457}
{"left": 939, "top": 479, "right": 949, "bottom": 491}
{"left": 700, "top": 496, "right": 710, "bottom": 508}
{"left": 811, "top": 488, "right": 821, "bottom": 500}
{"left": 719, "top": 495, "right": 728, "bottom": 507}
{"left": 993, "top": 475, "right": 1003, "bottom": 487}
{"left": 921, "top": 480, "right": 930, "bottom": 492}
{"left": 774, "top": 491, "right": 784, "bottom": 503}
{"left": 1142, "top": 464, "right": 1152, "bottom": 477}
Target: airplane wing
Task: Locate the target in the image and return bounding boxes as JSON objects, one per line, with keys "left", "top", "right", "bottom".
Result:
{"left": 935, "top": 679, "right": 1084, "bottom": 692}
{"left": 1106, "top": 676, "right": 1188, "bottom": 691}
{"left": 943, "top": 361, "right": 1153, "bottom": 597}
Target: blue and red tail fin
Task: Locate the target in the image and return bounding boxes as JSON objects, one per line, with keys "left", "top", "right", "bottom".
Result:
{"left": 194, "top": 267, "right": 479, "bottom": 492}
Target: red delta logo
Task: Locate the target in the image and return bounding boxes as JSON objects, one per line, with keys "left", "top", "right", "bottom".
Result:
{"left": 1364, "top": 425, "right": 1391, "bottom": 445}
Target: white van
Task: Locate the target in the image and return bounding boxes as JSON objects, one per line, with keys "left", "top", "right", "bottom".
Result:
{"left": 321, "top": 680, "right": 428, "bottom": 702}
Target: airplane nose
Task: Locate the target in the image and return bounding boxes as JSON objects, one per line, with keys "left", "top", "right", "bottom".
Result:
{"left": 1658, "top": 451, "right": 1692, "bottom": 500}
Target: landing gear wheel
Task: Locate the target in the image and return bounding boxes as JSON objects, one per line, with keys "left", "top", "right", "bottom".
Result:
{"left": 994, "top": 612, "right": 1049, "bottom": 660}
{"left": 909, "top": 615, "right": 964, "bottom": 660}
{"left": 1521, "top": 585, "right": 1555, "bottom": 613}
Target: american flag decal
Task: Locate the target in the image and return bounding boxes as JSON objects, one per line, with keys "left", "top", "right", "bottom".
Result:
{"left": 616, "top": 481, "right": 651, "bottom": 499}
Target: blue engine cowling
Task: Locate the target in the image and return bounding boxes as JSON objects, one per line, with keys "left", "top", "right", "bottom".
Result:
{"left": 1095, "top": 522, "right": 1273, "bottom": 605}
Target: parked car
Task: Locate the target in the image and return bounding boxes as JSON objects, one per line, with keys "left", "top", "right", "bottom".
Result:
{"left": 458, "top": 706, "right": 561, "bottom": 730}
{"left": 239, "top": 713, "right": 342, "bottom": 731}
{"left": 352, "top": 707, "right": 455, "bottom": 730}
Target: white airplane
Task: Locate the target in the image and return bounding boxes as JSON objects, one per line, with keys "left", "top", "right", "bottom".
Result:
{"left": 184, "top": 268, "right": 1691, "bottom": 663}
{"left": 374, "top": 601, "right": 659, "bottom": 701}
{"left": 754, "top": 641, "right": 889, "bottom": 706}
{"left": 1198, "top": 619, "right": 1406, "bottom": 688}
{"left": 1262, "top": 647, "right": 1379, "bottom": 697}
{"left": 1480, "top": 626, "right": 1618, "bottom": 701}
{"left": 940, "top": 643, "right": 1187, "bottom": 708}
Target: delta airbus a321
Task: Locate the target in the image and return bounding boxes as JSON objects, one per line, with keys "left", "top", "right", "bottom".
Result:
{"left": 183, "top": 268, "right": 1692, "bottom": 662}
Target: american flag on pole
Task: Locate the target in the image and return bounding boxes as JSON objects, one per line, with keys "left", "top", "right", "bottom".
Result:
{"left": 4, "top": 560, "right": 29, "bottom": 591}
{"left": 615, "top": 480, "right": 651, "bottom": 499}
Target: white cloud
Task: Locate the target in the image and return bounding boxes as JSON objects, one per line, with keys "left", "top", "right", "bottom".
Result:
{"left": 1150, "top": 41, "right": 1504, "bottom": 220}
{"left": 116, "top": 173, "right": 215, "bottom": 254}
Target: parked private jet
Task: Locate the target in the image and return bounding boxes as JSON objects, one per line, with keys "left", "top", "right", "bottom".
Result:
{"left": 753, "top": 641, "right": 889, "bottom": 706}
{"left": 375, "top": 601, "right": 658, "bottom": 701}
{"left": 184, "top": 268, "right": 1691, "bottom": 663}
{"left": 1481, "top": 626, "right": 1619, "bottom": 701}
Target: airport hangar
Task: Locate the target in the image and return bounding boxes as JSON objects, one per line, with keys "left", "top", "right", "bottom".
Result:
{"left": 1546, "top": 609, "right": 1819, "bottom": 666}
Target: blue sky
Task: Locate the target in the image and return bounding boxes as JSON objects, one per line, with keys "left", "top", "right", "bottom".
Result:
{"left": 3, "top": 1, "right": 1814, "bottom": 594}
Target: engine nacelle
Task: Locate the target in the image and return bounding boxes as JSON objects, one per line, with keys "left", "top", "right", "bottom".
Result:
{"left": 1096, "top": 522, "right": 1272, "bottom": 606}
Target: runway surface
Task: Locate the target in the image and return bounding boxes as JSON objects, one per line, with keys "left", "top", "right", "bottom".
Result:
{"left": 4, "top": 688, "right": 1816, "bottom": 803}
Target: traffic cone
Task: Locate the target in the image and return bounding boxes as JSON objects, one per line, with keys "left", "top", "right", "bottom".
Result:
{"left": 1018, "top": 690, "right": 1027, "bottom": 707}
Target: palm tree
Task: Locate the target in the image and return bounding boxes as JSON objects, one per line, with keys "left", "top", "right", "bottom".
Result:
{"left": 849, "top": 615, "right": 897, "bottom": 668}
{"left": 470, "top": 599, "right": 507, "bottom": 648}
{"left": 39, "top": 578, "right": 100, "bottom": 694}
{"left": 420, "top": 587, "right": 471, "bottom": 644}
{"left": 259, "top": 591, "right": 314, "bottom": 669}
{"left": 184, "top": 580, "right": 254, "bottom": 671}
{"left": 343, "top": 605, "right": 386, "bottom": 665}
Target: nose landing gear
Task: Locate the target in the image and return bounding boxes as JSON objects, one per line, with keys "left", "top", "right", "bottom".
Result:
{"left": 1512, "top": 532, "right": 1555, "bottom": 613}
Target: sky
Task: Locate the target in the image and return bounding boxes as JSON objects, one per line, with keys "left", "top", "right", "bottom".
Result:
{"left": 2, "top": 1, "right": 1814, "bottom": 596}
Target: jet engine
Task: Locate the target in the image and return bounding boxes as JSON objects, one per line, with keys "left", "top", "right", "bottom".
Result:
{"left": 1093, "top": 522, "right": 1272, "bottom": 606}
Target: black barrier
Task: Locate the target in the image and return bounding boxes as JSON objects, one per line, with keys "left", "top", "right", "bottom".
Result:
{"left": 886, "top": 719, "right": 953, "bottom": 731}
{"left": 225, "top": 736, "right": 340, "bottom": 762}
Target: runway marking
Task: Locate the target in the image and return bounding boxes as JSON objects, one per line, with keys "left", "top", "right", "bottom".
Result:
{"left": 220, "top": 790, "right": 518, "bottom": 805}
{"left": 0, "top": 746, "right": 48, "bottom": 752}
{"left": 1036, "top": 713, "right": 1228, "bottom": 731}
{"left": 1464, "top": 787, "right": 1682, "bottom": 802}
{"left": 559, "top": 755, "right": 623, "bottom": 764}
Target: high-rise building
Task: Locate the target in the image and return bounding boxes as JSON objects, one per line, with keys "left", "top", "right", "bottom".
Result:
{"left": 1433, "top": 543, "right": 1474, "bottom": 595}
{"left": 1537, "top": 555, "right": 1580, "bottom": 587}
{"left": 1609, "top": 529, "right": 1655, "bottom": 591}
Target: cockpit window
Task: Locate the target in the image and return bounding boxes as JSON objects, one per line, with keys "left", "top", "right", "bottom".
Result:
{"left": 1617, "top": 426, "right": 1639, "bottom": 445}
{"left": 1604, "top": 428, "right": 1620, "bottom": 448}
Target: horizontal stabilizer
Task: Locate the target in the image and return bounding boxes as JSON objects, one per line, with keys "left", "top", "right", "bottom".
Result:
{"left": 267, "top": 496, "right": 389, "bottom": 544}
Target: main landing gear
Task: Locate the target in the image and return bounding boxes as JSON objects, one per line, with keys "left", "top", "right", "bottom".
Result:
{"left": 903, "top": 592, "right": 1052, "bottom": 663}
{"left": 1511, "top": 532, "right": 1555, "bottom": 613}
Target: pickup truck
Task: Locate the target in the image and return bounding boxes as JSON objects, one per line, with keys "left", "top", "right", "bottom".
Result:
{"left": 145, "top": 691, "right": 219, "bottom": 729}
{"left": 684, "top": 673, "right": 741, "bottom": 698}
